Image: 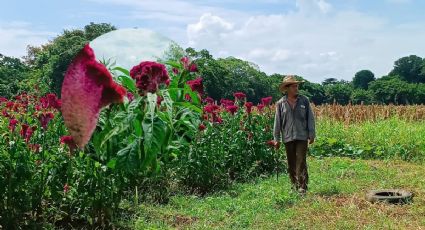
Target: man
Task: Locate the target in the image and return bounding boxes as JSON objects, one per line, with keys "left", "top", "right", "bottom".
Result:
{"left": 272, "top": 75, "right": 316, "bottom": 195}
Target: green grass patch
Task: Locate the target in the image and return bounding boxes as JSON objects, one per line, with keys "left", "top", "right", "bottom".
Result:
{"left": 128, "top": 157, "right": 425, "bottom": 229}
{"left": 311, "top": 118, "right": 425, "bottom": 162}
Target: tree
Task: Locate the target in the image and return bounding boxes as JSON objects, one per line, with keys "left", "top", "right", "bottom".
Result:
{"left": 84, "top": 22, "right": 117, "bottom": 41}
{"left": 368, "top": 75, "right": 414, "bottom": 105}
{"left": 351, "top": 89, "right": 374, "bottom": 105}
{"left": 28, "top": 23, "right": 116, "bottom": 96}
{"left": 389, "top": 55, "right": 425, "bottom": 83}
{"left": 322, "top": 78, "right": 338, "bottom": 86}
{"left": 185, "top": 47, "right": 279, "bottom": 104}
{"left": 353, "top": 70, "right": 375, "bottom": 89}
{"left": 324, "top": 82, "right": 353, "bottom": 105}
{"left": 293, "top": 77, "right": 326, "bottom": 105}
{"left": 0, "top": 54, "right": 29, "bottom": 98}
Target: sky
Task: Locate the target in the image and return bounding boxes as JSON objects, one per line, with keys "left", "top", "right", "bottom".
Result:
{"left": 1, "top": 0, "right": 425, "bottom": 83}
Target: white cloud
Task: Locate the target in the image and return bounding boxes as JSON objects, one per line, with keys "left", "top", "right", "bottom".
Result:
{"left": 187, "top": 13, "right": 233, "bottom": 47}
{"left": 186, "top": 0, "right": 425, "bottom": 82}
{"left": 0, "top": 22, "right": 55, "bottom": 58}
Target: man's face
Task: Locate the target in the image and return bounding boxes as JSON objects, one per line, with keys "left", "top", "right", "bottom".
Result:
{"left": 287, "top": 83, "right": 299, "bottom": 95}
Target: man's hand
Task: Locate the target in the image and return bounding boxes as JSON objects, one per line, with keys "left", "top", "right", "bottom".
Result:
{"left": 308, "top": 138, "right": 315, "bottom": 145}
{"left": 274, "top": 141, "right": 281, "bottom": 149}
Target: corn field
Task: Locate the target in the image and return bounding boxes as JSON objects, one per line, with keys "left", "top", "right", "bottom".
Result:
{"left": 312, "top": 104, "right": 425, "bottom": 124}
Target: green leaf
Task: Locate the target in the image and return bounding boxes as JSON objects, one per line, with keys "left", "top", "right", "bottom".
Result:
{"left": 161, "top": 90, "right": 173, "bottom": 122}
{"left": 113, "top": 66, "right": 130, "bottom": 76}
{"left": 116, "top": 138, "right": 140, "bottom": 171}
{"left": 106, "top": 158, "right": 117, "bottom": 169}
{"left": 174, "top": 102, "right": 202, "bottom": 113}
{"left": 165, "top": 60, "right": 181, "bottom": 69}
{"left": 168, "top": 88, "right": 183, "bottom": 102}
{"left": 118, "top": 75, "right": 137, "bottom": 93}
{"left": 142, "top": 95, "right": 169, "bottom": 170}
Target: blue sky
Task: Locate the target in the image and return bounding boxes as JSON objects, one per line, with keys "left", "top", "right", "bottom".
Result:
{"left": 1, "top": 0, "right": 425, "bottom": 82}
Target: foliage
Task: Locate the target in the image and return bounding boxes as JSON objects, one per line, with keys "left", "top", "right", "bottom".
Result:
{"left": 0, "top": 54, "right": 30, "bottom": 98}
{"left": 389, "top": 55, "right": 425, "bottom": 83}
{"left": 353, "top": 69, "right": 375, "bottom": 90}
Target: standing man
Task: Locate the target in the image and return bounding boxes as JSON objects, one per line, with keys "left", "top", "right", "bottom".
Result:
{"left": 272, "top": 75, "right": 316, "bottom": 195}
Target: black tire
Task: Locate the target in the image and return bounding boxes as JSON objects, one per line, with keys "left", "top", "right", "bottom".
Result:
{"left": 366, "top": 189, "right": 413, "bottom": 204}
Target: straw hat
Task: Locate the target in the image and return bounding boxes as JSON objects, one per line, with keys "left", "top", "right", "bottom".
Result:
{"left": 279, "top": 75, "right": 305, "bottom": 92}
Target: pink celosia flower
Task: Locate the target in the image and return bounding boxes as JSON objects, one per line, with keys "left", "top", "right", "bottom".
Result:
{"left": 198, "top": 123, "right": 206, "bottom": 131}
{"left": 233, "top": 92, "right": 246, "bottom": 100}
{"left": 220, "top": 99, "right": 234, "bottom": 107}
{"left": 61, "top": 44, "right": 126, "bottom": 148}
{"left": 225, "top": 105, "right": 238, "bottom": 115}
{"left": 38, "top": 112, "right": 54, "bottom": 130}
{"left": 186, "top": 77, "right": 204, "bottom": 95}
{"left": 204, "top": 97, "right": 214, "bottom": 104}
{"left": 244, "top": 102, "right": 253, "bottom": 114}
{"left": 8, "top": 119, "right": 18, "bottom": 132}
{"left": 261, "top": 96, "right": 273, "bottom": 106}
{"left": 130, "top": 61, "right": 169, "bottom": 95}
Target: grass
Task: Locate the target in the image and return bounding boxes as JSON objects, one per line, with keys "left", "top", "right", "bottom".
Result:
{"left": 126, "top": 156, "right": 425, "bottom": 229}
{"left": 315, "top": 118, "right": 425, "bottom": 162}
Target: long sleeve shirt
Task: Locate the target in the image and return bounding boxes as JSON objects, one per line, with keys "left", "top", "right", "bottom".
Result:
{"left": 273, "top": 95, "right": 316, "bottom": 143}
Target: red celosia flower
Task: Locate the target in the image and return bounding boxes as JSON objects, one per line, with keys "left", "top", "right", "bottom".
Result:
{"left": 2, "top": 109, "right": 10, "bottom": 118}
{"left": 61, "top": 44, "right": 126, "bottom": 148}
{"left": 257, "top": 104, "right": 265, "bottom": 112}
{"left": 60, "top": 135, "right": 78, "bottom": 153}
{"left": 157, "top": 95, "right": 163, "bottom": 106}
{"left": 28, "top": 144, "right": 41, "bottom": 153}
{"left": 180, "top": 57, "right": 190, "bottom": 69}
{"left": 198, "top": 123, "right": 206, "bottom": 131}
{"left": 213, "top": 114, "right": 223, "bottom": 124}
{"left": 220, "top": 99, "right": 234, "bottom": 106}
{"left": 20, "top": 124, "right": 29, "bottom": 137}
{"left": 38, "top": 112, "right": 54, "bottom": 130}
{"left": 6, "top": 101, "right": 14, "bottom": 109}
{"left": 203, "top": 104, "right": 220, "bottom": 114}
{"left": 63, "top": 183, "right": 70, "bottom": 193}
{"left": 186, "top": 77, "right": 204, "bottom": 95}
{"left": 46, "top": 93, "right": 62, "bottom": 109}
{"left": 8, "top": 119, "right": 18, "bottom": 132}
{"left": 233, "top": 92, "right": 246, "bottom": 100}
{"left": 40, "top": 97, "right": 48, "bottom": 109}
{"left": 261, "top": 96, "right": 273, "bottom": 106}
{"left": 0, "top": 97, "right": 7, "bottom": 103}
{"left": 225, "top": 105, "right": 238, "bottom": 115}
{"left": 20, "top": 124, "right": 34, "bottom": 143}
{"left": 130, "top": 61, "right": 169, "bottom": 95}
{"left": 172, "top": 67, "right": 179, "bottom": 75}
{"left": 244, "top": 102, "right": 253, "bottom": 114}
{"left": 189, "top": 63, "right": 198, "bottom": 72}
{"left": 202, "top": 114, "right": 208, "bottom": 120}
{"left": 127, "top": 92, "right": 134, "bottom": 102}
{"left": 204, "top": 97, "right": 214, "bottom": 104}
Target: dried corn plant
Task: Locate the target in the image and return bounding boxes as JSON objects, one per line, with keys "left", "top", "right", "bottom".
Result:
{"left": 311, "top": 103, "right": 425, "bottom": 124}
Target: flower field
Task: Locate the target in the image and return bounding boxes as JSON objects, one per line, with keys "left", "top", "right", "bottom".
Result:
{"left": 1, "top": 44, "right": 424, "bottom": 228}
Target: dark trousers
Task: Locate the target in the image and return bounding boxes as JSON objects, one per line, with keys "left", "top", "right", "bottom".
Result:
{"left": 284, "top": 140, "right": 309, "bottom": 191}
